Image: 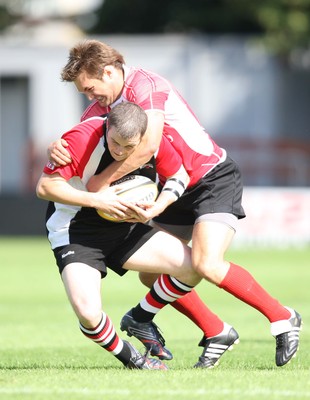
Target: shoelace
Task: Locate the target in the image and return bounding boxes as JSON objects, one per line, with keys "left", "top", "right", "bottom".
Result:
{"left": 130, "top": 350, "right": 150, "bottom": 367}
{"left": 150, "top": 322, "right": 166, "bottom": 346}
{"left": 276, "top": 328, "right": 300, "bottom": 350}
{"left": 131, "top": 348, "right": 151, "bottom": 367}
{"left": 287, "top": 328, "right": 300, "bottom": 340}
{"left": 276, "top": 334, "right": 285, "bottom": 349}
{"left": 140, "top": 349, "right": 153, "bottom": 368}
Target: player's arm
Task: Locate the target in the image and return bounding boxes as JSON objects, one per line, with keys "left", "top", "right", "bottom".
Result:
{"left": 125, "top": 135, "right": 190, "bottom": 223}
{"left": 37, "top": 172, "right": 94, "bottom": 206}
{"left": 149, "top": 164, "right": 190, "bottom": 214}
{"left": 125, "top": 164, "right": 189, "bottom": 224}
{"left": 151, "top": 134, "right": 190, "bottom": 215}
{"left": 36, "top": 173, "right": 134, "bottom": 220}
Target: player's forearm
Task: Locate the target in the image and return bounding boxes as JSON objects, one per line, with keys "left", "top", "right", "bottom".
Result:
{"left": 87, "top": 149, "right": 154, "bottom": 191}
{"left": 150, "top": 191, "right": 179, "bottom": 216}
{"left": 36, "top": 175, "right": 98, "bottom": 208}
{"left": 152, "top": 166, "right": 190, "bottom": 215}
{"left": 130, "top": 166, "right": 190, "bottom": 222}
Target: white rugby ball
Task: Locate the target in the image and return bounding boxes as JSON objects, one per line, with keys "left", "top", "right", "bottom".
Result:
{"left": 97, "top": 175, "right": 158, "bottom": 222}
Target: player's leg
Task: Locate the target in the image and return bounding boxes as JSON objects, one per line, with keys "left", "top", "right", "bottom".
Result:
{"left": 123, "top": 230, "right": 201, "bottom": 326}
{"left": 123, "top": 230, "right": 200, "bottom": 284}
{"left": 133, "top": 220, "right": 239, "bottom": 368}
{"left": 120, "top": 230, "right": 204, "bottom": 360}
{"left": 61, "top": 261, "right": 167, "bottom": 369}
{"left": 140, "top": 220, "right": 231, "bottom": 337}
{"left": 134, "top": 269, "right": 239, "bottom": 367}
{"left": 191, "top": 218, "right": 302, "bottom": 366}
{"left": 139, "top": 271, "right": 231, "bottom": 339}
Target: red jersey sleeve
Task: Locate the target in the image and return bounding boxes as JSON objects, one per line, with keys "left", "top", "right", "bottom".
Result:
{"left": 43, "top": 118, "right": 104, "bottom": 180}
{"left": 81, "top": 102, "right": 109, "bottom": 121}
{"left": 155, "top": 136, "right": 182, "bottom": 183}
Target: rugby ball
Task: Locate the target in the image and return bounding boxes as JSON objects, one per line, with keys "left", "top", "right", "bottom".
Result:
{"left": 97, "top": 175, "right": 158, "bottom": 222}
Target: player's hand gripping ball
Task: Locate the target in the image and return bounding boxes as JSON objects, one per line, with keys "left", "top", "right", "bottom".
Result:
{"left": 97, "top": 175, "right": 158, "bottom": 222}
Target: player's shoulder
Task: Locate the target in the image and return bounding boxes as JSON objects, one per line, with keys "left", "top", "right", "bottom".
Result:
{"left": 126, "top": 65, "right": 167, "bottom": 85}
{"left": 82, "top": 115, "right": 106, "bottom": 125}
{"left": 63, "top": 116, "right": 106, "bottom": 142}
{"left": 81, "top": 101, "right": 108, "bottom": 121}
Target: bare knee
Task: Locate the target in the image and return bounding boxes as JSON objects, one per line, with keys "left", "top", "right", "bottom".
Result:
{"left": 72, "top": 298, "right": 102, "bottom": 328}
{"left": 139, "top": 272, "right": 159, "bottom": 288}
{"left": 193, "top": 258, "right": 230, "bottom": 285}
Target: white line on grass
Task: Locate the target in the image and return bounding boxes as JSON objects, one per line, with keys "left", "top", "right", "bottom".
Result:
{"left": 0, "top": 388, "right": 309, "bottom": 397}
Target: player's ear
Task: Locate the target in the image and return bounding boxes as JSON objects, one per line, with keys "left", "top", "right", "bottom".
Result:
{"left": 103, "top": 65, "right": 114, "bottom": 79}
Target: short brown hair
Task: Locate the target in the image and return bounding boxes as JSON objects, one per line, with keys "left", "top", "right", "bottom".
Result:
{"left": 61, "top": 40, "right": 125, "bottom": 82}
{"left": 109, "top": 103, "right": 148, "bottom": 140}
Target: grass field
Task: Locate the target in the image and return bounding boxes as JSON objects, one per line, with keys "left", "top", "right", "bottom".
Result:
{"left": 0, "top": 237, "right": 309, "bottom": 400}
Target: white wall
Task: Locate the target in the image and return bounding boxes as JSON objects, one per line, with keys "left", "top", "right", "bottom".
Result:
{"left": 0, "top": 44, "right": 82, "bottom": 148}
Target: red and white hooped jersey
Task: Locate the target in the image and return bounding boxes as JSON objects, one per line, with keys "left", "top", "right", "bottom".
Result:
{"left": 43, "top": 116, "right": 106, "bottom": 185}
{"left": 81, "top": 66, "right": 226, "bottom": 187}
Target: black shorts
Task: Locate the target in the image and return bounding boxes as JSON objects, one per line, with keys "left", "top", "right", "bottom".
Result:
{"left": 52, "top": 223, "right": 157, "bottom": 278}
{"left": 154, "top": 156, "right": 246, "bottom": 227}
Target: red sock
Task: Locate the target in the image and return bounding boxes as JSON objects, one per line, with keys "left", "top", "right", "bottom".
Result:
{"left": 171, "top": 289, "right": 224, "bottom": 337}
{"left": 219, "top": 263, "right": 290, "bottom": 322}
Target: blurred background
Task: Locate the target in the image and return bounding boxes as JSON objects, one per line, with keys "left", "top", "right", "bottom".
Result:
{"left": 0, "top": 0, "right": 309, "bottom": 246}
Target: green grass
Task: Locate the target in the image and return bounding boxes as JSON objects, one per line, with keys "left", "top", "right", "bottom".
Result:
{"left": 0, "top": 237, "right": 309, "bottom": 400}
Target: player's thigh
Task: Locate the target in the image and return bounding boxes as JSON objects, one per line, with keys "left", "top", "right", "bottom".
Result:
{"left": 61, "top": 262, "right": 102, "bottom": 313}
{"left": 149, "top": 220, "right": 192, "bottom": 243}
{"left": 123, "top": 231, "right": 193, "bottom": 279}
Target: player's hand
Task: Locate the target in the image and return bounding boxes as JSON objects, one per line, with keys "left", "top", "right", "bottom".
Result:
{"left": 125, "top": 202, "right": 157, "bottom": 223}
{"left": 47, "top": 138, "right": 72, "bottom": 166}
{"left": 94, "top": 187, "right": 134, "bottom": 221}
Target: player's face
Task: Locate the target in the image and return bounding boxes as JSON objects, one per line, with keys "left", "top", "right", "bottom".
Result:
{"left": 74, "top": 69, "right": 123, "bottom": 107}
{"left": 107, "top": 126, "right": 141, "bottom": 161}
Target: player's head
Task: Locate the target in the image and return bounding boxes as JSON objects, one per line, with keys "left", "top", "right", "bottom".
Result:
{"left": 61, "top": 40, "right": 124, "bottom": 81}
{"left": 61, "top": 40, "right": 125, "bottom": 107}
{"left": 106, "top": 102, "right": 148, "bottom": 161}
